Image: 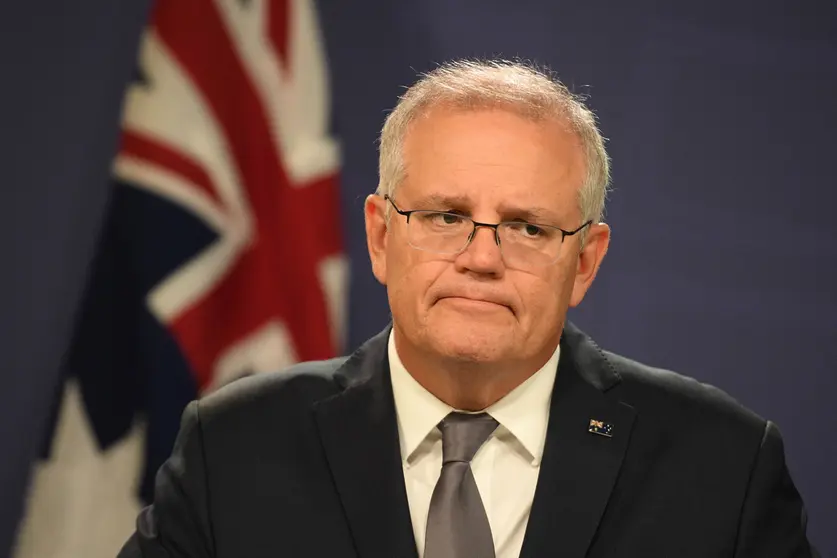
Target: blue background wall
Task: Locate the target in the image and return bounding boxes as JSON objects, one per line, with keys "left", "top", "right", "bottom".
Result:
{"left": 319, "top": 0, "right": 837, "bottom": 553}
{"left": 0, "top": 2, "right": 151, "bottom": 556}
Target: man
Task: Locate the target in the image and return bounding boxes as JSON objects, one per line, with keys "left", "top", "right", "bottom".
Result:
{"left": 118, "top": 60, "right": 816, "bottom": 557}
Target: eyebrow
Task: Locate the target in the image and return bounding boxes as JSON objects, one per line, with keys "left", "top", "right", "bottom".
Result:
{"left": 409, "top": 193, "right": 561, "bottom": 224}
{"left": 410, "top": 193, "right": 471, "bottom": 209}
{"left": 498, "top": 204, "right": 559, "bottom": 224}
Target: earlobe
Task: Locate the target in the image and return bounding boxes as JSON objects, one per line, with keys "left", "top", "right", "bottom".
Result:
{"left": 364, "top": 194, "right": 388, "bottom": 285}
{"left": 569, "top": 223, "right": 610, "bottom": 307}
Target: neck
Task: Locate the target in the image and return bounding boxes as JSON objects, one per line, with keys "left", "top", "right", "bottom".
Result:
{"left": 392, "top": 328, "right": 555, "bottom": 411}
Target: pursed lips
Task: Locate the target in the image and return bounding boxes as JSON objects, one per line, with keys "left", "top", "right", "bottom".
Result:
{"left": 436, "top": 295, "right": 514, "bottom": 314}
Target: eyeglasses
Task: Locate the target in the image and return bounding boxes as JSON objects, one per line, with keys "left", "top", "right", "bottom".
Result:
{"left": 384, "top": 195, "right": 591, "bottom": 268}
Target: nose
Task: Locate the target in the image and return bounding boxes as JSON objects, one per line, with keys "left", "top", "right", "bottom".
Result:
{"left": 455, "top": 225, "right": 504, "bottom": 275}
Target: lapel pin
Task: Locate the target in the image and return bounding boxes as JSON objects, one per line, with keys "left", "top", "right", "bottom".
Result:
{"left": 588, "top": 419, "right": 614, "bottom": 438}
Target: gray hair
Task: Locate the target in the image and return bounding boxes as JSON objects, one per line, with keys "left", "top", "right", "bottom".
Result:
{"left": 376, "top": 59, "right": 611, "bottom": 230}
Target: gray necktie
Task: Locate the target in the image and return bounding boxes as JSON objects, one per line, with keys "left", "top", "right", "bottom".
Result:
{"left": 424, "top": 412, "right": 499, "bottom": 558}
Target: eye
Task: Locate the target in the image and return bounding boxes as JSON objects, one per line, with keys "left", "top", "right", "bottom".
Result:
{"left": 504, "top": 221, "right": 554, "bottom": 241}
{"left": 522, "top": 223, "right": 545, "bottom": 237}
{"left": 428, "top": 212, "right": 465, "bottom": 225}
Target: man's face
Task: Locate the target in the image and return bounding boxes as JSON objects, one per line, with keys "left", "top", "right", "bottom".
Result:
{"left": 366, "top": 107, "right": 609, "bottom": 370}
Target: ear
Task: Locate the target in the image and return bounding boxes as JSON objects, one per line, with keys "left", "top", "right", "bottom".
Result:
{"left": 364, "top": 194, "right": 389, "bottom": 285}
{"left": 569, "top": 223, "right": 610, "bottom": 307}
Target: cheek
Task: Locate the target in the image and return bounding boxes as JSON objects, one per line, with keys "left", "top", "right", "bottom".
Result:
{"left": 515, "top": 269, "right": 571, "bottom": 323}
{"left": 386, "top": 250, "right": 448, "bottom": 311}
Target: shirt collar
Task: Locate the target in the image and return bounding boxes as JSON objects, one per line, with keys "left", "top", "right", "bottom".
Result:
{"left": 484, "top": 342, "right": 558, "bottom": 466}
{"left": 389, "top": 332, "right": 453, "bottom": 464}
{"left": 389, "top": 330, "right": 559, "bottom": 467}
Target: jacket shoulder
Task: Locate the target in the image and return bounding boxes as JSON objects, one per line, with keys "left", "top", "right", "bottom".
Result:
{"left": 195, "top": 357, "right": 350, "bottom": 425}
{"left": 605, "top": 350, "right": 766, "bottom": 435}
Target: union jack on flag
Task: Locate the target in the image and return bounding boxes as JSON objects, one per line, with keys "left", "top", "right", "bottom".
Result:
{"left": 64, "top": 0, "right": 346, "bottom": 502}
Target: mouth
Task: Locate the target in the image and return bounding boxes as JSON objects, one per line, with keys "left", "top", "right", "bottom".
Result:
{"left": 437, "top": 296, "right": 513, "bottom": 314}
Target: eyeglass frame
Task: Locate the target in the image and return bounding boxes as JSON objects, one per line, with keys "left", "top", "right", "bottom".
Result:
{"left": 383, "top": 194, "right": 592, "bottom": 264}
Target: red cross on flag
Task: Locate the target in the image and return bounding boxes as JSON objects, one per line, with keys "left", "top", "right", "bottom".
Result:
{"left": 115, "top": 0, "right": 346, "bottom": 391}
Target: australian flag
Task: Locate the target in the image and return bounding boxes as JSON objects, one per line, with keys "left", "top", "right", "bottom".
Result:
{"left": 62, "top": 0, "right": 346, "bottom": 503}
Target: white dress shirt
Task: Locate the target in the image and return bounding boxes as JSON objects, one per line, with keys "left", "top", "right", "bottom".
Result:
{"left": 388, "top": 331, "right": 559, "bottom": 558}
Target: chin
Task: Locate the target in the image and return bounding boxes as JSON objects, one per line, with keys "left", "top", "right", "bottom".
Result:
{"left": 425, "top": 315, "right": 516, "bottom": 364}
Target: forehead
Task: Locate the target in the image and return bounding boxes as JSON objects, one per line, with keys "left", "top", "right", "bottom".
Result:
{"left": 400, "top": 107, "right": 586, "bottom": 218}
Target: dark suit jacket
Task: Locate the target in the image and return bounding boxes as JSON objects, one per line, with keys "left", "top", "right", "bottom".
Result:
{"left": 118, "top": 323, "right": 816, "bottom": 557}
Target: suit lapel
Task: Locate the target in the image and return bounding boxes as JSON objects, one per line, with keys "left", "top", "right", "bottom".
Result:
{"left": 520, "top": 324, "right": 636, "bottom": 558}
{"left": 313, "top": 328, "right": 418, "bottom": 558}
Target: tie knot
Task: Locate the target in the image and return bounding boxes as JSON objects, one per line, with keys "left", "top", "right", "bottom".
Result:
{"left": 439, "top": 412, "right": 498, "bottom": 464}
